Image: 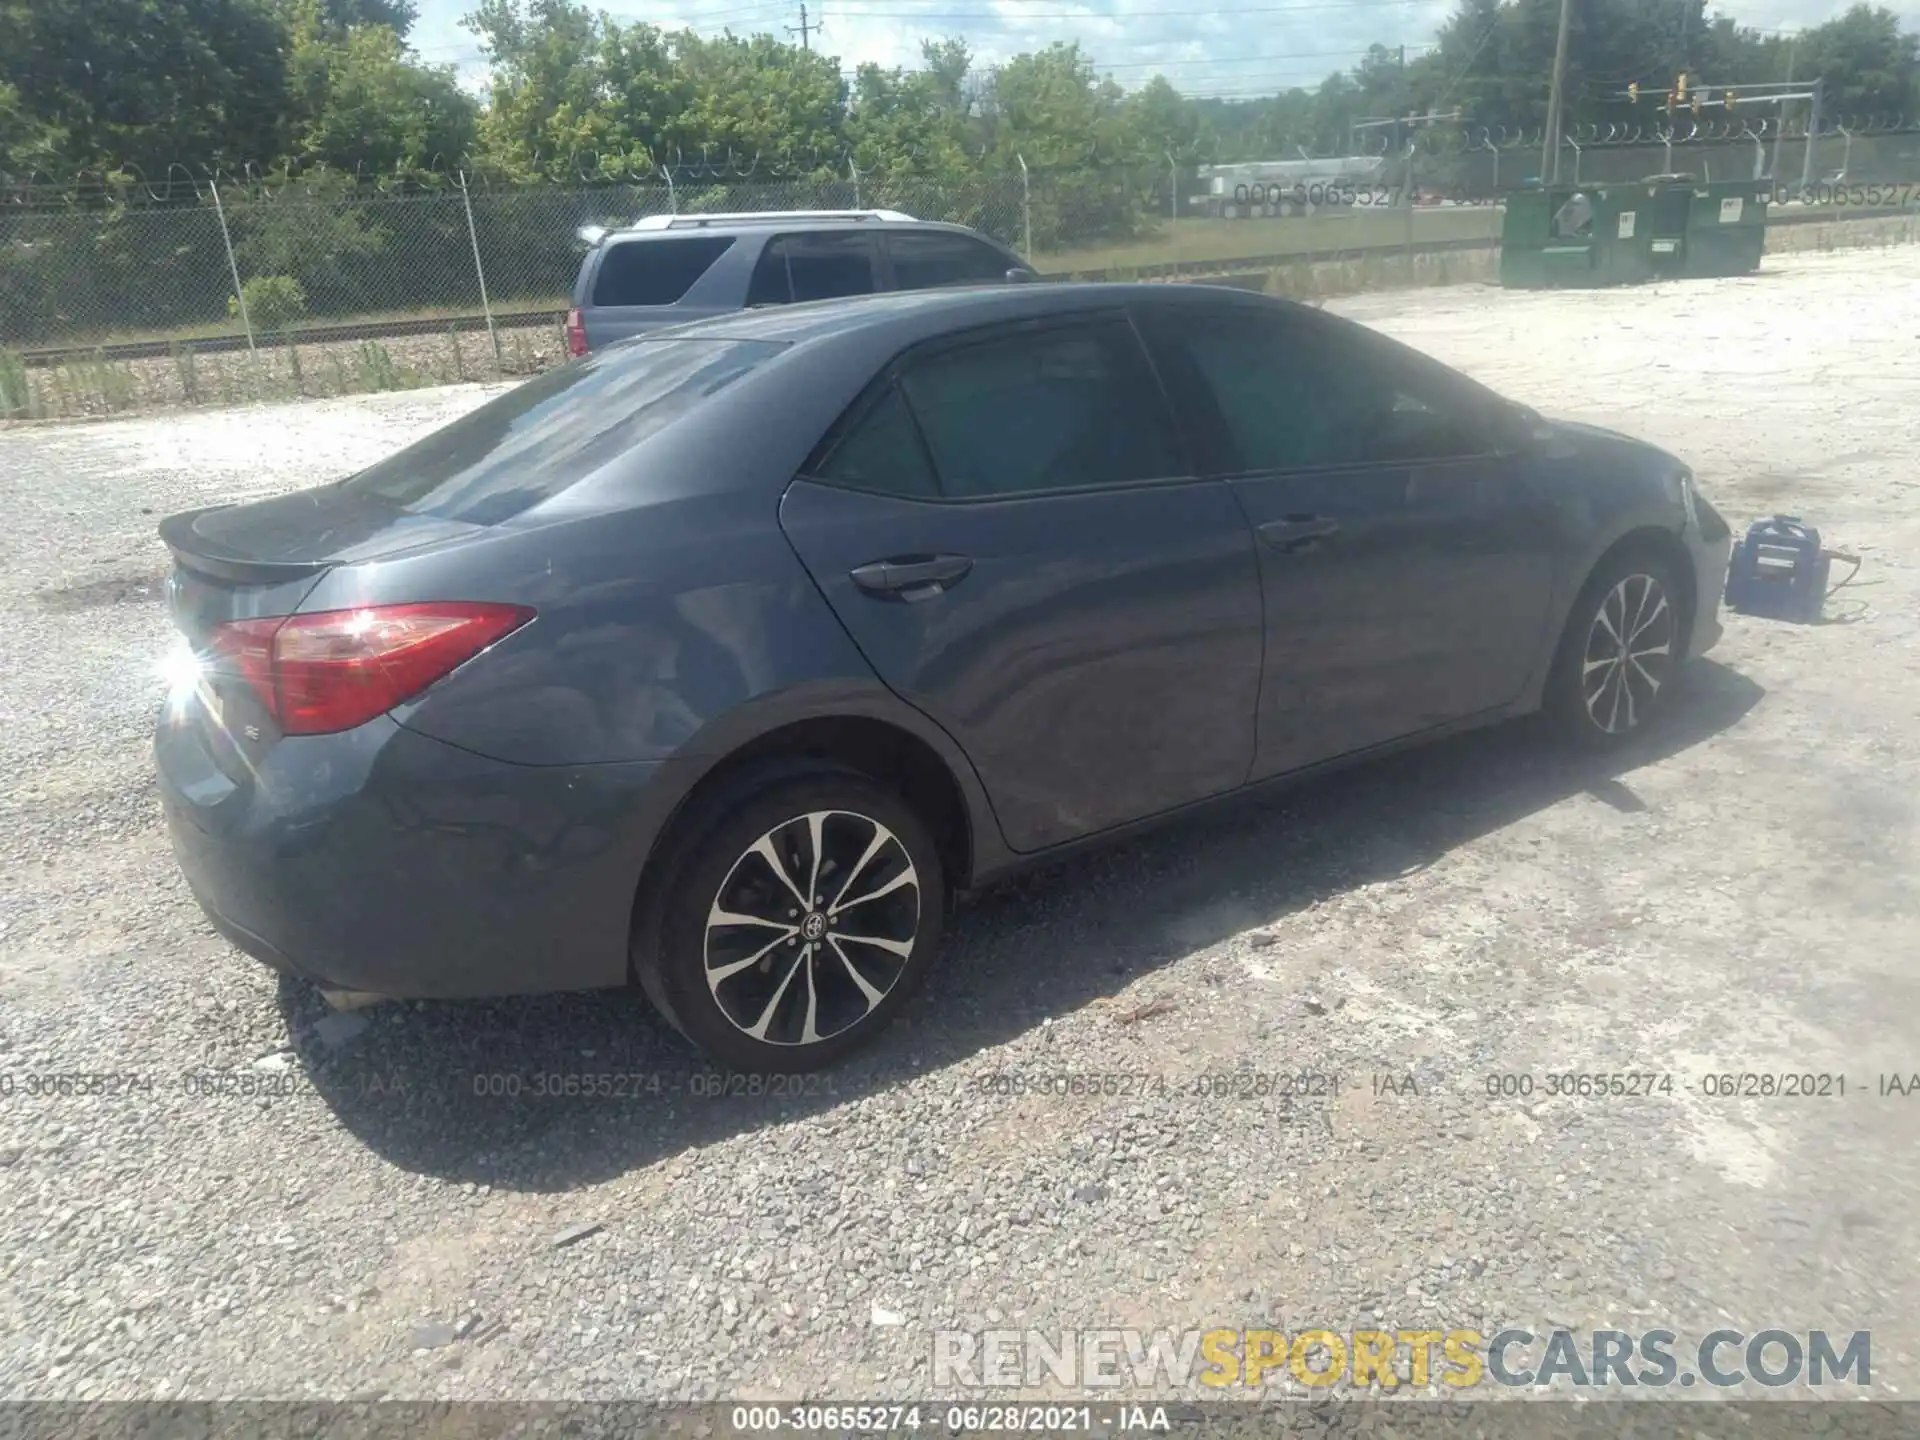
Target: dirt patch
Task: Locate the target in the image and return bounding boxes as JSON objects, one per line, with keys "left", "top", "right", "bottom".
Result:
{"left": 34, "top": 566, "right": 169, "bottom": 612}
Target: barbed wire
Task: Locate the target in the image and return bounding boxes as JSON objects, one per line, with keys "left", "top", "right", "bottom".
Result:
{"left": 4, "top": 113, "right": 1914, "bottom": 205}
{"left": 0, "top": 147, "right": 884, "bottom": 206}
{"left": 1461, "top": 114, "right": 1912, "bottom": 150}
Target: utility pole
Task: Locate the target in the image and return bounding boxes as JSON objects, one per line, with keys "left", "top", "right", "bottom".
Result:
{"left": 1800, "top": 74, "right": 1823, "bottom": 190}
{"left": 1541, "top": 0, "right": 1574, "bottom": 183}
{"left": 787, "top": 3, "right": 816, "bottom": 48}
{"left": 1771, "top": 36, "right": 1797, "bottom": 181}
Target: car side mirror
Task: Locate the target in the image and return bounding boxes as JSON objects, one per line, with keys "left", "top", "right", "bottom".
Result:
{"left": 1006, "top": 267, "right": 1036, "bottom": 284}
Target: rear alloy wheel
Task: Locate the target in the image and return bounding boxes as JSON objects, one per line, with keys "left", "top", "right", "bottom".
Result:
{"left": 1549, "top": 551, "right": 1683, "bottom": 748}
{"left": 647, "top": 773, "right": 945, "bottom": 1072}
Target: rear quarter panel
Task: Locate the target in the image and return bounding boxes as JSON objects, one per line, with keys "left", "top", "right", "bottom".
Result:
{"left": 309, "top": 494, "right": 1007, "bottom": 892}
{"left": 357, "top": 495, "right": 874, "bottom": 766}
{"left": 291, "top": 332, "right": 1009, "bottom": 879}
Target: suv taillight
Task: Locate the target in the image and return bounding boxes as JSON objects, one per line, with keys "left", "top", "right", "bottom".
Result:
{"left": 210, "top": 603, "right": 534, "bottom": 736}
{"left": 564, "top": 308, "right": 588, "bottom": 358}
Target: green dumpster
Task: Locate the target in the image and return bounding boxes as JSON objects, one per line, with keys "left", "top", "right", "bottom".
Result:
{"left": 1501, "top": 175, "right": 1768, "bottom": 287}
{"left": 1500, "top": 184, "right": 1656, "bottom": 289}
{"left": 1684, "top": 180, "right": 1769, "bottom": 277}
{"left": 1636, "top": 174, "right": 1695, "bottom": 277}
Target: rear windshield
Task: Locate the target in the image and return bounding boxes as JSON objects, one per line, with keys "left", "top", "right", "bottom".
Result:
{"left": 340, "top": 339, "right": 779, "bottom": 525}
{"left": 591, "top": 235, "right": 735, "bottom": 306}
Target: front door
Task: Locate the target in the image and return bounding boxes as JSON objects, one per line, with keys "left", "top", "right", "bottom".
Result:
{"left": 1138, "top": 303, "right": 1557, "bottom": 779}
{"left": 779, "top": 314, "right": 1265, "bottom": 853}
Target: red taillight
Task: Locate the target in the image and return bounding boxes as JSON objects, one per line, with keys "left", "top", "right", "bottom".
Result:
{"left": 564, "top": 308, "right": 588, "bottom": 358}
{"left": 210, "top": 602, "right": 534, "bottom": 736}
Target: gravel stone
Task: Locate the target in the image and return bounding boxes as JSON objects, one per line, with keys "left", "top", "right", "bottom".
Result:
{"left": 1, "top": 253, "right": 1916, "bottom": 1404}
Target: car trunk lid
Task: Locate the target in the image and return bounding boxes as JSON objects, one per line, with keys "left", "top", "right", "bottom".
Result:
{"left": 159, "top": 488, "right": 487, "bottom": 775}
{"left": 161, "top": 488, "right": 484, "bottom": 632}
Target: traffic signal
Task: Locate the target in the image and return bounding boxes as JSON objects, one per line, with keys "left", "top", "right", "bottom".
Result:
{"left": 1629, "top": 82, "right": 1639, "bottom": 102}
{"left": 1724, "top": 90, "right": 1736, "bottom": 109}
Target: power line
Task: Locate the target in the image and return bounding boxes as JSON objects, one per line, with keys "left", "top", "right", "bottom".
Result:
{"left": 1095, "top": 43, "right": 1431, "bottom": 71}
{"left": 822, "top": 0, "right": 1446, "bottom": 14}
{"left": 417, "top": 0, "right": 1448, "bottom": 48}
{"left": 787, "top": 1, "right": 822, "bottom": 46}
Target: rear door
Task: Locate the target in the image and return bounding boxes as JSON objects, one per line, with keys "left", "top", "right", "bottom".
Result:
{"left": 744, "top": 231, "right": 882, "bottom": 306}
{"left": 778, "top": 313, "right": 1265, "bottom": 854}
{"left": 1138, "top": 302, "right": 1556, "bottom": 779}
{"left": 579, "top": 234, "right": 740, "bottom": 347}
{"left": 879, "top": 230, "right": 1019, "bottom": 292}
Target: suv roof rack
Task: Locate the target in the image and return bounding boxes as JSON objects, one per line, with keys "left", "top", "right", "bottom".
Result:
{"left": 624, "top": 208, "right": 918, "bottom": 231}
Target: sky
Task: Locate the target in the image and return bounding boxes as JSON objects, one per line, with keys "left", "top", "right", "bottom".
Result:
{"left": 405, "top": 0, "right": 1920, "bottom": 105}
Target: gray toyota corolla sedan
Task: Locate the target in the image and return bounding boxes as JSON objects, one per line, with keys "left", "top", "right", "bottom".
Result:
{"left": 156, "top": 283, "right": 1734, "bottom": 1071}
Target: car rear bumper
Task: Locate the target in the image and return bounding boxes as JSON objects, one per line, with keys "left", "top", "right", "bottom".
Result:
{"left": 157, "top": 707, "right": 663, "bottom": 999}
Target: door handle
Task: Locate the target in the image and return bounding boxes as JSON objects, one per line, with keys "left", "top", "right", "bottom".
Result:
{"left": 1258, "top": 515, "right": 1341, "bottom": 553}
{"left": 849, "top": 554, "right": 974, "bottom": 600}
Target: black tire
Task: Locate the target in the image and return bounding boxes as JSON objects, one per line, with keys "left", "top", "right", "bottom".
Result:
{"left": 637, "top": 769, "right": 946, "bottom": 1073}
{"left": 1545, "top": 547, "right": 1686, "bottom": 750}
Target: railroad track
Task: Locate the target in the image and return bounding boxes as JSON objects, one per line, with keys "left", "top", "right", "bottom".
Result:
{"left": 14, "top": 308, "right": 566, "bottom": 368}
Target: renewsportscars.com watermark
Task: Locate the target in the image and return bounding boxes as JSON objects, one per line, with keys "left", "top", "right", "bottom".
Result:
{"left": 933, "top": 1327, "right": 1872, "bottom": 1391}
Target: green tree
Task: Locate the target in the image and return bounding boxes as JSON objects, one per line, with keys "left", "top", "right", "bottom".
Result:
{"left": 0, "top": 0, "right": 291, "bottom": 174}
{"left": 1798, "top": 5, "right": 1919, "bottom": 116}
{"left": 287, "top": 10, "right": 477, "bottom": 175}
{"left": 919, "top": 36, "right": 975, "bottom": 117}
{"left": 847, "top": 62, "right": 971, "bottom": 179}
{"left": 1127, "top": 76, "right": 1206, "bottom": 164}
{"left": 0, "top": 78, "right": 61, "bottom": 177}
{"left": 977, "top": 43, "right": 1153, "bottom": 246}
{"left": 317, "top": 0, "right": 417, "bottom": 34}
{"left": 465, "top": 0, "right": 612, "bottom": 177}
{"left": 669, "top": 31, "right": 847, "bottom": 173}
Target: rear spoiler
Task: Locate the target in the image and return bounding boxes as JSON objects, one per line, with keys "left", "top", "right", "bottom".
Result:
{"left": 158, "top": 507, "right": 333, "bottom": 585}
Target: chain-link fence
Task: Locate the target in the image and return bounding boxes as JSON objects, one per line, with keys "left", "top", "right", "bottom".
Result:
{"left": 0, "top": 173, "right": 1036, "bottom": 352}
{"left": 1457, "top": 124, "right": 1920, "bottom": 194}
{"left": 5, "top": 135, "right": 1920, "bottom": 418}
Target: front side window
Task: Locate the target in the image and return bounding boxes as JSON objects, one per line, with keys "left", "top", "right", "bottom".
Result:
{"left": 746, "top": 233, "right": 878, "bottom": 306}
{"left": 1159, "top": 312, "right": 1489, "bottom": 472}
{"left": 898, "top": 320, "right": 1184, "bottom": 499}
{"left": 885, "top": 232, "right": 1012, "bottom": 291}
{"left": 1368, "top": 385, "right": 1493, "bottom": 463}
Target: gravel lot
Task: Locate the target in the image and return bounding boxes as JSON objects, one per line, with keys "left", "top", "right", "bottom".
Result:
{"left": 1, "top": 249, "right": 1917, "bottom": 1409}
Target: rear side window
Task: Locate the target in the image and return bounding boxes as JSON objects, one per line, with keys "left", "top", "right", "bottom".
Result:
{"left": 885, "top": 232, "right": 1012, "bottom": 291}
{"left": 898, "top": 320, "right": 1185, "bottom": 499}
{"left": 340, "top": 339, "right": 779, "bottom": 525}
{"left": 812, "top": 386, "right": 939, "bottom": 498}
{"left": 746, "top": 233, "right": 878, "bottom": 306}
{"left": 590, "top": 236, "right": 735, "bottom": 306}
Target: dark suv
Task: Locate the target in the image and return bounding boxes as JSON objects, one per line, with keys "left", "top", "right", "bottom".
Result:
{"left": 563, "top": 209, "right": 1036, "bottom": 356}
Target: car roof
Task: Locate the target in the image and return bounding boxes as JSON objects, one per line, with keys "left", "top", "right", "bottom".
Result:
{"left": 599, "top": 218, "right": 998, "bottom": 242}
{"left": 650, "top": 281, "right": 1306, "bottom": 347}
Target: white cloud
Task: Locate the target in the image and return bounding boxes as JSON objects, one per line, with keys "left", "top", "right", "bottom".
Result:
{"left": 407, "top": 0, "right": 1920, "bottom": 103}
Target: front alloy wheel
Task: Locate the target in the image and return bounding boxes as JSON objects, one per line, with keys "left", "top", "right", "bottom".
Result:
{"left": 1580, "top": 572, "right": 1675, "bottom": 735}
{"left": 645, "top": 771, "right": 946, "bottom": 1072}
